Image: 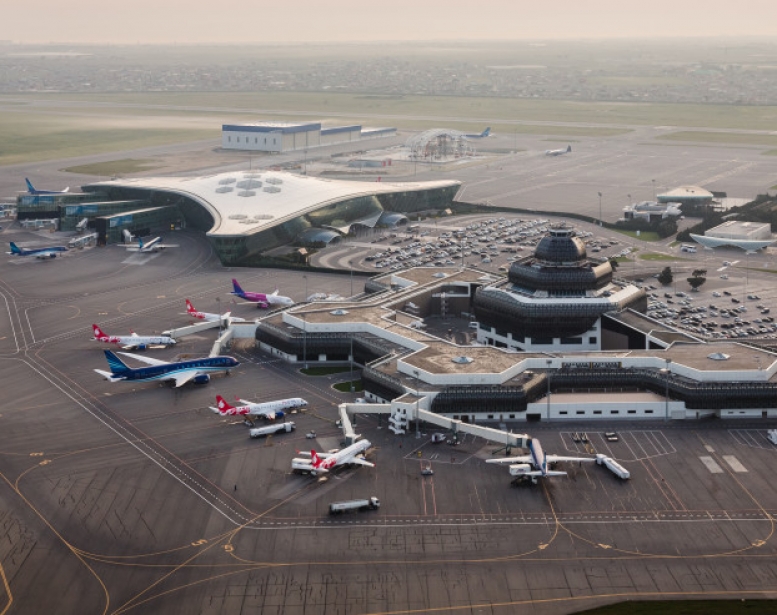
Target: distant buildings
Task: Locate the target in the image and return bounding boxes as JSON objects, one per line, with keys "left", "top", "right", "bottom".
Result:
{"left": 221, "top": 122, "right": 395, "bottom": 153}
{"left": 622, "top": 200, "right": 682, "bottom": 223}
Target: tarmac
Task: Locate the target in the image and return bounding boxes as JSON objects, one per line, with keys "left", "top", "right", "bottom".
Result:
{"left": 2, "top": 227, "right": 777, "bottom": 614}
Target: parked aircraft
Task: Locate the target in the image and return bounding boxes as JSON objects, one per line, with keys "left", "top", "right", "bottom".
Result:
{"left": 184, "top": 299, "right": 244, "bottom": 323}
{"left": 25, "top": 178, "right": 69, "bottom": 195}
{"left": 210, "top": 394, "right": 307, "bottom": 421}
{"left": 125, "top": 236, "right": 179, "bottom": 253}
{"left": 92, "top": 324, "right": 175, "bottom": 350}
{"left": 94, "top": 350, "right": 239, "bottom": 388}
{"left": 231, "top": 279, "right": 294, "bottom": 308}
{"left": 8, "top": 242, "right": 68, "bottom": 259}
{"left": 485, "top": 437, "right": 594, "bottom": 482}
{"left": 463, "top": 127, "right": 492, "bottom": 138}
{"left": 545, "top": 145, "right": 572, "bottom": 156}
{"left": 293, "top": 440, "right": 374, "bottom": 475}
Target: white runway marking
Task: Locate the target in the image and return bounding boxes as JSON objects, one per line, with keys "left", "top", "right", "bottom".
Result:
{"left": 699, "top": 456, "right": 723, "bottom": 473}
{"left": 729, "top": 429, "right": 774, "bottom": 450}
{"left": 122, "top": 252, "right": 161, "bottom": 265}
{"left": 723, "top": 455, "right": 747, "bottom": 473}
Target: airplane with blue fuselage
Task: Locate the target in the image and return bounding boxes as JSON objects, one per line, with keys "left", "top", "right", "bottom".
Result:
{"left": 463, "top": 127, "right": 492, "bottom": 138}
{"left": 8, "top": 242, "right": 68, "bottom": 259}
{"left": 25, "top": 178, "right": 69, "bottom": 195}
{"left": 485, "top": 437, "right": 595, "bottom": 482}
{"left": 125, "top": 236, "right": 179, "bottom": 253}
{"left": 94, "top": 350, "right": 239, "bottom": 387}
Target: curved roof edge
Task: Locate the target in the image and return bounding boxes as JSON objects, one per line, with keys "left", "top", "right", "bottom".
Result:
{"left": 690, "top": 233, "right": 775, "bottom": 251}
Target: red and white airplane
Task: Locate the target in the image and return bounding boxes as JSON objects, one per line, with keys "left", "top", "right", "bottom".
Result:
{"left": 293, "top": 439, "right": 374, "bottom": 474}
{"left": 184, "top": 299, "right": 244, "bottom": 323}
{"left": 210, "top": 394, "right": 307, "bottom": 421}
{"left": 92, "top": 324, "right": 176, "bottom": 350}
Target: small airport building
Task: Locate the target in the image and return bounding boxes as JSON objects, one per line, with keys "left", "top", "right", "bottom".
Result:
{"left": 690, "top": 220, "right": 776, "bottom": 251}
{"left": 622, "top": 200, "right": 682, "bottom": 223}
{"left": 221, "top": 122, "right": 396, "bottom": 153}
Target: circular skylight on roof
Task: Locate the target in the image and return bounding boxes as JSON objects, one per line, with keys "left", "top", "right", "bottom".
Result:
{"left": 265, "top": 177, "right": 283, "bottom": 185}
{"left": 330, "top": 309, "right": 349, "bottom": 315}
{"left": 228, "top": 214, "right": 247, "bottom": 220}
{"left": 255, "top": 214, "right": 274, "bottom": 220}
{"left": 237, "top": 179, "right": 262, "bottom": 190}
{"left": 708, "top": 352, "right": 730, "bottom": 361}
{"left": 451, "top": 356, "right": 474, "bottom": 364}
{"left": 263, "top": 186, "right": 281, "bottom": 194}
{"left": 433, "top": 272, "right": 447, "bottom": 278}
{"left": 237, "top": 190, "right": 256, "bottom": 198}
{"left": 218, "top": 177, "right": 236, "bottom": 185}
{"left": 215, "top": 186, "right": 234, "bottom": 193}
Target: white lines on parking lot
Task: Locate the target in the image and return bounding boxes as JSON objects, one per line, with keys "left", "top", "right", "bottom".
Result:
{"left": 722, "top": 455, "right": 748, "bottom": 473}
{"left": 700, "top": 456, "right": 724, "bottom": 474}
{"left": 729, "top": 429, "right": 776, "bottom": 450}
{"left": 563, "top": 431, "right": 675, "bottom": 461}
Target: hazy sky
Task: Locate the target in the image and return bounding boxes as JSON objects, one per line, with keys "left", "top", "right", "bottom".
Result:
{"left": 3, "top": 1, "right": 777, "bottom": 44}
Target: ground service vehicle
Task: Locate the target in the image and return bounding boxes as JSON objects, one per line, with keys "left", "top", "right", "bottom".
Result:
{"left": 249, "top": 422, "right": 295, "bottom": 438}
{"left": 329, "top": 497, "right": 380, "bottom": 514}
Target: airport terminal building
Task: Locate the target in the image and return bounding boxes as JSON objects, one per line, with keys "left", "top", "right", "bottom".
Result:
{"left": 83, "top": 171, "right": 460, "bottom": 265}
{"left": 221, "top": 122, "right": 396, "bottom": 153}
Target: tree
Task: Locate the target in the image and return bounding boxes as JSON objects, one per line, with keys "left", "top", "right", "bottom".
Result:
{"left": 609, "top": 258, "right": 619, "bottom": 272}
{"left": 658, "top": 266, "right": 673, "bottom": 286}
{"left": 688, "top": 268, "right": 707, "bottom": 291}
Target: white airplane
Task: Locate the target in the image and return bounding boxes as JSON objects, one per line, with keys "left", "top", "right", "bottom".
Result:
{"left": 184, "top": 299, "right": 244, "bottom": 323}
{"left": 94, "top": 350, "right": 239, "bottom": 388}
{"left": 485, "top": 437, "right": 595, "bottom": 481}
{"left": 545, "top": 145, "right": 572, "bottom": 157}
{"left": 125, "top": 236, "right": 179, "bottom": 253}
{"left": 92, "top": 324, "right": 175, "bottom": 350}
{"left": 294, "top": 439, "right": 374, "bottom": 475}
{"left": 210, "top": 394, "right": 307, "bottom": 421}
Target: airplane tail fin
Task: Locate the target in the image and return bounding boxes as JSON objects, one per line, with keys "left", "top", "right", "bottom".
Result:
{"left": 214, "top": 395, "right": 236, "bottom": 415}
{"left": 311, "top": 450, "right": 322, "bottom": 468}
{"left": 25, "top": 178, "right": 35, "bottom": 193}
{"left": 138, "top": 237, "right": 144, "bottom": 249}
{"left": 185, "top": 299, "right": 196, "bottom": 314}
{"left": 92, "top": 324, "right": 105, "bottom": 339}
{"left": 566, "top": 145, "right": 572, "bottom": 153}
{"left": 482, "top": 127, "right": 491, "bottom": 137}
{"left": 231, "top": 278, "right": 244, "bottom": 296}
{"left": 103, "top": 350, "right": 130, "bottom": 374}
{"left": 9, "top": 242, "right": 22, "bottom": 255}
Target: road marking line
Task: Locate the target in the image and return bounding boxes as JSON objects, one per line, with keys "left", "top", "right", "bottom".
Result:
{"left": 699, "top": 456, "right": 723, "bottom": 473}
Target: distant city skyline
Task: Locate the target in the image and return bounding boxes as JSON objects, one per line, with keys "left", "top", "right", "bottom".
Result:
{"left": 2, "top": 1, "right": 776, "bottom": 44}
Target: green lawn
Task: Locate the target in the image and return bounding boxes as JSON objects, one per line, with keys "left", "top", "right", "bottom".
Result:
{"left": 657, "top": 131, "right": 777, "bottom": 147}
{"left": 614, "top": 230, "right": 661, "bottom": 242}
{"left": 63, "top": 159, "right": 158, "bottom": 176}
{"left": 640, "top": 253, "right": 688, "bottom": 261}
{"left": 300, "top": 366, "right": 354, "bottom": 376}
{"left": 333, "top": 380, "right": 363, "bottom": 393}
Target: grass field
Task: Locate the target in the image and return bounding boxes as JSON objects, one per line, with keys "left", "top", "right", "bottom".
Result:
{"left": 63, "top": 159, "right": 158, "bottom": 175}
{"left": 333, "top": 380, "right": 363, "bottom": 393}
{"left": 657, "top": 131, "right": 777, "bottom": 147}
{"left": 300, "top": 366, "right": 353, "bottom": 376}
{"left": 614, "top": 230, "right": 661, "bottom": 241}
{"left": 764, "top": 149, "right": 777, "bottom": 156}
{"left": 639, "top": 252, "right": 683, "bottom": 261}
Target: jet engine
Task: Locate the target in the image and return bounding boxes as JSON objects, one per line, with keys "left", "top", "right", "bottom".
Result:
{"left": 193, "top": 374, "right": 211, "bottom": 384}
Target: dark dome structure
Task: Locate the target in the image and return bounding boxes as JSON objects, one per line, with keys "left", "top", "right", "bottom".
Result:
{"left": 473, "top": 227, "right": 645, "bottom": 344}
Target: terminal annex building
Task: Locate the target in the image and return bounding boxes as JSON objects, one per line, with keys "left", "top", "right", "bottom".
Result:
{"left": 255, "top": 259, "right": 777, "bottom": 424}
{"left": 83, "top": 172, "right": 460, "bottom": 265}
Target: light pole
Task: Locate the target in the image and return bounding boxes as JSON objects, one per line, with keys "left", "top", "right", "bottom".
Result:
{"left": 744, "top": 250, "right": 754, "bottom": 303}
{"left": 303, "top": 275, "right": 308, "bottom": 369}
{"left": 216, "top": 296, "right": 222, "bottom": 336}
{"left": 597, "top": 192, "right": 602, "bottom": 227}
{"left": 414, "top": 370, "right": 421, "bottom": 439}
{"left": 664, "top": 358, "right": 672, "bottom": 422}
{"left": 546, "top": 359, "right": 552, "bottom": 422}
{"left": 349, "top": 259, "right": 353, "bottom": 298}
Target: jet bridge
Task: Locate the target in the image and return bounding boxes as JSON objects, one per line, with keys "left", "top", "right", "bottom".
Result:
{"left": 338, "top": 401, "right": 529, "bottom": 450}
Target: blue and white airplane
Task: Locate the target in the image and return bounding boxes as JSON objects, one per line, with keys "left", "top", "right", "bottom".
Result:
{"left": 486, "top": 437, "right": 594, "bottom": 481}
{"left": 94, "top": 350, "right": 239, "bottom": 387}
{"left": 8, "top": 242, "right": 68, "bottom": 259}
{"left": 25, "top": 178, "right": 69, "bottom": 195}
{"left": 125, "top": 236, "right": 179, "bottom": 253}
{"left": 463, "top": 127, "right": 491, "bottom": 138}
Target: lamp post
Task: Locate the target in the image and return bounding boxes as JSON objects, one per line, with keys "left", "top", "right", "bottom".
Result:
{"left": 664, "top": 358, "right": 672, "bottom": 422}
{"left": 546, "top": 359, "right": 552, "bottom": 422}
{"left": 215, "top": 296, "right": 222, "bottom": 336}
{"left": 414, "top": 370, "right": 421, "bottom": 439}
{"left": 597, "top": 192, "right": 602, "bottom": 227}
{"left": 349, "top": 259, "right": 354, "bottom": 298}
{"left": 302, "top": 275, "right": 308, "bottom": 369}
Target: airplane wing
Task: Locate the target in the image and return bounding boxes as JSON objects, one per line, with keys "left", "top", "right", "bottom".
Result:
{"left": 94, "top": 369, "right": 126, "bottom": 382}
{"left": 485, "top": 456, "right": 532, "bottom": 465}
{"left": 545, "top": 455, "right": 597, "bottom": 464}
{"left": 117, "top": 351, "right": 168, "bottom": 366}
{"left": 348, "top": 457, "right": 375, "bottom": 468}
{"left": 169, "top": 371, "right": 200, "bottom": 388}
